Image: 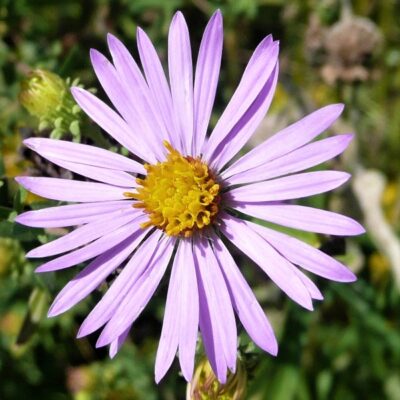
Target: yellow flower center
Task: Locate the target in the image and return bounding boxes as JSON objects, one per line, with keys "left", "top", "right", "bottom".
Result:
{"left": 126, "top": 141, "right": 220, "bottom": 237}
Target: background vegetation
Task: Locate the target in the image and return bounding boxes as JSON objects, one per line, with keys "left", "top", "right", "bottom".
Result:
{"left": 1, "top": 0, "right": 400, "bottom": 398}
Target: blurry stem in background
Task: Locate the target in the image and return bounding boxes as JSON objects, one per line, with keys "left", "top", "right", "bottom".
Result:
{"left": 340, "top": 0, "right": 352, "bottom": 19}
{"left": 16, "top": 287, "right": 49, "bottom": 345}
{"left": 352, "top": 169, "right": 400, "bottom": 289}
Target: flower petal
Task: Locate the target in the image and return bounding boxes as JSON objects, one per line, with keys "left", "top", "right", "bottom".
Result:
{"left": 107, "top": 34, "right": 174, "bottom": 149}
{"left": 27, "top": 207, "right": 140, "bottom": 258}
{"left": 136, "top": 27, "right": 181, "bottom": 152}
{"left": 168, "top": 11, "right": 194, "bottom": 155}
{"left": 193, "top": 10, "right": 223, "bottom": 156}
{"left": 194, "top": 236, "right": 237, "bottom": 383}
{"left": 220, "top": 212, "right": 313, "bottom": 310}
{"left": 71, "top": 87, "right": 153, "bottom": 163}
{"left": 177, "top": 240, "right": 199, "bottom": 382}
{"left": 15, "top": 176, "right": 130, "bottom": 202}
{"left": 90, "top": 49, "right": 165, "bottom": 161}
{"left": 109, "top": 325, "right": 131, "bottom": 358}
{"left": 202, "top": 36, "right": 279, "bottom": 162}
{"left": 224, "top": 104, "right": 345, "bottom": 177}
{"left": 35, "top": 214, "right": 147, "bottom": 272}
{"left": 291, "top": 268, "right": 323, "bottom": 300}
{"left": 48, "top": 228, "right": 148, "bottom": 317}
{"left": 155, "top": 238, "right": 200, "bottom": 383}
{"left": 23, "top": 137, "right": 144, "bottom": 174}
{"left": 212, "top": 234, "right": 278, "bottom": 355}
{"left": 232, "top": 203, "right": 365, "bottom": 236}
{"left": 78, "top": 230, "right": 163, "bottom": 338}
{"left": 45, "top": 158, "right": 135, "bottom": 187}
{"left": 14, "top": 200, "right": 132, "bottom": 228}
{"left": 224, "top": 134, "right": 354, "bottom": 185}
{"left": 249, "top": 223, "right": 357, "bottom": 282}
{"left": 209, "top": 65, "right": 278, "bottom": 171}
{"left": 155, "top": 241, "right": 182, "bottom": 383}
{"left": 228, "top": 171, "right": 350, "bottom": 202}
{"left": 96, "top": 235, "right": 176, "bottom": 346}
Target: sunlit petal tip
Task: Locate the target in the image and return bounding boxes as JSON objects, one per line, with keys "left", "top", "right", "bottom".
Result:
{"left": 306, "top": 302, "right": 314, "bottom": 312}
{"left": 340, "top": 171, "right": 351, "bottom": 183}
{"left": 258, "top": 337, "right": 279, "bottom": 356}
{"left": 34, "top": 265, "right": 49, "bottom": 273}
{"left": 89, "top": 47, "right": 98, "bottom": 59}
{"left": 340, "top": 270, "right": 358, "bottom": 282}
{"left": 349, "top": 222, "right": 366, "bottom": 236}
{"left": 136, "top": 26, "right": 148, "bottom": 43}
{"left": 70, "top": 85, "right": 81, "bottom": 95}
{"left": 316, "top": 293, "right": 324, "bottom": 301}
{"left": 96, "top": 332, "right": 113, "bottom": 348}
{"left": 13, "top": 213, "right": 25, "bottom": 225}
{"left": 270, "top": 341, "right": 279, "bottom": 357}
{"left": 154, "top": 371, "right": 164, "bottom": 385}
{"left": 77, "top": 323, "right": 93, "bottom": 339}
{"left": 89, "top": 48, "right": 107, "bottom": 66}
{"left": 260, "top": 34, "right": 273, "bottom": 47}
{"left": 47, "top": 304, "right": 62, "bottom": 318}
{"left": 334, "top": 133, "right": 354, "bottom": 150}
{"left": 25, "top": 248, "right": 42, "bottom": 258}
{"left": 76, "top": 330, "right": 86, "bottom": 340}
{"left": 106, "top": 32, "right": 123, "bottom": 52}
{"left": 343, "top": 132, "right": 355, "bottom": 141}
{"left": 22, "top": 137, "right": 38, "bottom": 150}
{"left": 211, "top": 8, "right": 223, "bottom": 23}
{"left": 106, "top": 31, "right": 116, "bottom": 42}
{"left": 15, "top": 176, "right": 29, "bottom": 189}
{"left": 109, "top": 348, "right": 118, "bottom": 359}
{"left": 180, "top": 369, "right": 194, "bottom": 383}
{"left": 328, "top": 102, "right": 345, "bottom": 116}
{"left": 69, "top": 86, "right": 83, "bottom": 102}
{"left": 173, "top": 10, "right": 185, "bottom": 21}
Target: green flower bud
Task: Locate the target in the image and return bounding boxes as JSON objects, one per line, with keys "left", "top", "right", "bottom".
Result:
{"left": 19, "top": 69, "right": 83, "bottom": 141}
{"left": 187, "top": 358, "right": 247, "bottom": 400}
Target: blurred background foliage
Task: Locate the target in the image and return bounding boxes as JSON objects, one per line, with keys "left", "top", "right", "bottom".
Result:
{"left": 1, "top": 0, "right": 400, "bottom": 399}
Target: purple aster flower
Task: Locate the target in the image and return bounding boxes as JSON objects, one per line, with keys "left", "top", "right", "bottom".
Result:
{"left": 15, "top": 10, "right": 364, "bottom": 383}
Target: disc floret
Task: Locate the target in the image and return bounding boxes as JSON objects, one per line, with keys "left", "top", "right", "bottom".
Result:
{"left": 128, "top": 142, "right": 220, "bottom": 237}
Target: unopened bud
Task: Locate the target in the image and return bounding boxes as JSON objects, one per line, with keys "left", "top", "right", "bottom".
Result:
{"left": 19, "top": 69, "right": 83, "bottom": 141}
{"left": 187, "top": 358, "right": 247, "bottom": 400}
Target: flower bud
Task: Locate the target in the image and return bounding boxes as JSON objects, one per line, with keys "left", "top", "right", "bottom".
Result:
{"left": 19, "top": 69, "right": 83, "bottom": 140}
{"left": 187, "top": 358, "right": 247, "bottom": 400}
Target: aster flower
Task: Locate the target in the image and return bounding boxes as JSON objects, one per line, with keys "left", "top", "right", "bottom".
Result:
{"left": 15, "top": 10, "right": 364, "bottom": 383}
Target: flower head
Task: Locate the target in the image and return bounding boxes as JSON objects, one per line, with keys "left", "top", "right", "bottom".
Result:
{"left": 15, "top": 10, "right": 364, "bottom": 384}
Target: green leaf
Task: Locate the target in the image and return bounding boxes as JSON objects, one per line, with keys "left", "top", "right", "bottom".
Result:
{"left": 13, "top": 186, "right": 27, "bottom": 213}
